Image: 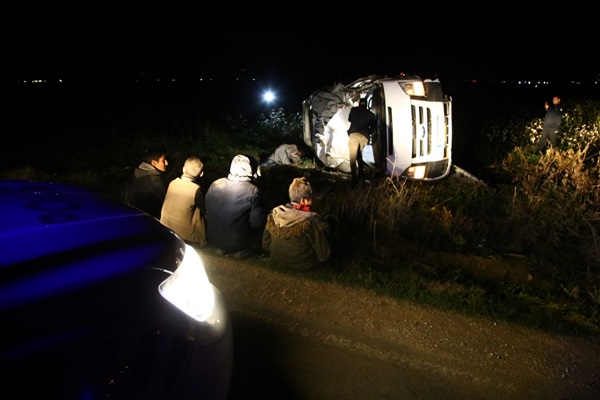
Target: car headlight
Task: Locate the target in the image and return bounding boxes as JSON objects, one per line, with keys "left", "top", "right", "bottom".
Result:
{"left": 158, "top": 244, "right": 216, "bottom": 323}
{"left": 407, "top": 165, "right": 427, "bottom": 179}
{"left": 399, "top": 81, "right": 425, "bottom": 96}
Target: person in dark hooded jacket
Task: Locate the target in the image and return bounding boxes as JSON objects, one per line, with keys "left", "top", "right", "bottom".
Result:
{"left": 205, "top": 154, "right": 267, "bottom": 259}
{"left": 262, "top": 176, "right": 331, "bottom": 271}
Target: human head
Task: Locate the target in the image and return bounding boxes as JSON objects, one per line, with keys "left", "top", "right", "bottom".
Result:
{"left": 289, "top": 177, "right": 313, "bottom": 204}
{"left": 289, "top": 144, "right": 304, "bottom": 162}
{"left": 182, "top": 156, "right": 203, "bottom": 178}
{"left": 144, "top": 145, "right": 168, "bottom": 172}
{"left": 228, "top": 154, "right": 259, "bottom": 182}
{"left": 358, "top": 97, "right": 367, "bottom": 108}
{"left": 552, "top": 96, "right": 561, "bottom": 105}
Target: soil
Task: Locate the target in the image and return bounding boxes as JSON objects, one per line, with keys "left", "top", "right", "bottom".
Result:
{"left": 201, "top": 249, "right": 600, "bottom": 400}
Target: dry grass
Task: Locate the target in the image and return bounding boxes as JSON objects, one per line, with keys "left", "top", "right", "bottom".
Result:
{"left": 4, "top": 98, "right": 600, "bottom": 336}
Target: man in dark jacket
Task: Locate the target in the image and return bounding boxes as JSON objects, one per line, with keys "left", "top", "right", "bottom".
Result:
{"left": 123, "top": 145, "right": 168, "bottom": 219}
{"left": 262, "top": 177, "right": 331, "bottom": 271}
{"left": 205, "top": 154, "right": 267, "bottom": 259}
{"left": 536, "top": 95, "right": 563, "bottom": 153}
{"left": 347, "top": 97, "right": 376, "bottom": 186}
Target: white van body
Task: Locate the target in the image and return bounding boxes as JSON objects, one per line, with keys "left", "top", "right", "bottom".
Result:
{"left": 302, "top": 74, "right": 452, "bottom": 180}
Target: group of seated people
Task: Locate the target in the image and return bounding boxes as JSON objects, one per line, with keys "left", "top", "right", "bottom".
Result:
{"left": 123, "top": 144, "right": 332, "bottom": 271}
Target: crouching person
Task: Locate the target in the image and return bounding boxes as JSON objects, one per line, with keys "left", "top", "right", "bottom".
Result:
{"left": 160, "top": 156, "right": 207, "bottom": 248}
{"left": 262, "top": 177, "right": 331, "bottom": 271}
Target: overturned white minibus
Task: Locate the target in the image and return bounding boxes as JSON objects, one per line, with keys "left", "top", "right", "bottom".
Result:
{"left": 302, "top": 74, "right": 452, "bottom": 180}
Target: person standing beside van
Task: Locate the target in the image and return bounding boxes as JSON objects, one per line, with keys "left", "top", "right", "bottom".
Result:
{"left": 347, "top": 97, "right": 376, "bottom": 186}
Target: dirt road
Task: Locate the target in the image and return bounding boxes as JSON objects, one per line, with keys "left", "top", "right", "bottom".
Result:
{"left": 201, "top": 250, "right": 600, "bottom": 400}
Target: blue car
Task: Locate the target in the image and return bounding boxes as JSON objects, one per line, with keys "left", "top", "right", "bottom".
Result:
{"left": 0, "top": 180, "right": 233, "bottom": 399}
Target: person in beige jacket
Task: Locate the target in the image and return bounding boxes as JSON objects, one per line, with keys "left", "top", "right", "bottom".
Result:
{"left": 160, "top": 156, "right": 207, "bottom": 247}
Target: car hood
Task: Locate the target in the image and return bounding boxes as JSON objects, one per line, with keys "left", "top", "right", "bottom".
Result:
{"left": 0, "top": 180, "right": 182, "bottom": 309}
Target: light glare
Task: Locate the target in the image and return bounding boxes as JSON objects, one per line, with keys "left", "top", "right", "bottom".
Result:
{"left": 263, "top": 90, "right": 275, "bottom": 103}
{"left": 159, "top": 244, "right": 215, "bottom": 322}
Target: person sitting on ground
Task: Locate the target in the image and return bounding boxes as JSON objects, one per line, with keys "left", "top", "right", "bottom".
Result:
{"left": 259, "top": 143, "right": 304, "bottom": 167}
{"left": 123, "top": 145, "right": 169, "bottom": 219}
{"left": 160, "top": 156, "right": 207, "bottom": 247}
{"left": 205, "top": 154, "right": 268, "bottom": 259}
{"left": 262, "top": 176, "right": 332, "bottom": 271}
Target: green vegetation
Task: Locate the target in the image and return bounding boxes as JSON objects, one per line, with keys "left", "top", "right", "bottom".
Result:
{"left": 4, "top": 99, "right": 600, "bottom": 337}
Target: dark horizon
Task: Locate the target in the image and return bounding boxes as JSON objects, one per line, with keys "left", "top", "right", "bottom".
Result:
{"left": 4, "top": 2, "right": 598, "bottom": 94}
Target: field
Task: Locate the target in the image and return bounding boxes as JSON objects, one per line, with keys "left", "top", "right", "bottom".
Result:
{"left": 3, "top": 77, "right": 600, "bottom": 337}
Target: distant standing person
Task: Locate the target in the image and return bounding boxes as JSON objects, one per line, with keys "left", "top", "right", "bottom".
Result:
{"left": 262, "top": 177, "right": 332, "bottom": 271}
{"left": 123, "top": 145, "right": 169, "bottom": 219}
{"left": 536, "top": 95, "right": 563, "bottom": 153}
{"left": 347, "top": 97, "right": 376, "bottom": 186}
{"left": 259, "top": 143, "right": 304, "bottom": 167}
{"left": 205, "top": 154, "right": 268, "bottom": 259}
{"left": 160, "top": 156, "right": 207, "bottom": 247}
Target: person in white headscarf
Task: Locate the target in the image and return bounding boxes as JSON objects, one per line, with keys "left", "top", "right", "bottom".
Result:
{"left": 205, "top": 154, "right": 267, "bottom": 259}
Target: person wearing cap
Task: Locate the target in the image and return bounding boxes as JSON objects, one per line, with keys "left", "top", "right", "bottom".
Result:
{"left": 205, "top": 154, "right": 268, "bottom": 259}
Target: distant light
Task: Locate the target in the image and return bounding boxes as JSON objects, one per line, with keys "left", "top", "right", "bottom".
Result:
{"left": 262, "top": 90, "right": 276, "bottom": 103}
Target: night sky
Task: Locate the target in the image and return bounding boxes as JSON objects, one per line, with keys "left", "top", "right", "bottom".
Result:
{"left": 2, "top": 4, "right": 597, "bottom": 85}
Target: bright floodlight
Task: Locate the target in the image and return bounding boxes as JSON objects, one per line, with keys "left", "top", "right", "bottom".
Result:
{"left": 262, "top": 90, "right": 276, "bottom": 103}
